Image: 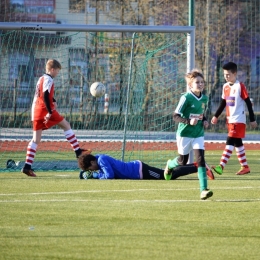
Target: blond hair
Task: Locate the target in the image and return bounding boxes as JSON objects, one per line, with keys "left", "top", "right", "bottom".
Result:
{"left": 46, "top": 59, "right": 62, "bottom": 71}
{"left": 185, "top": 69, "right": 204, "bottom": 85}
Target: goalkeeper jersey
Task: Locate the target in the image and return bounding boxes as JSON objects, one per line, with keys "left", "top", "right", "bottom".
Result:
{"left": 175, "top": 91, "right": 208, "bottom": 138}
{"left": 94, "top": 154, "right": 141, "bottom": 179}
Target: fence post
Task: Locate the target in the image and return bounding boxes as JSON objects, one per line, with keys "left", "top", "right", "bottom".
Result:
{"left": 80, "top": 74, "right": 84, "bottom": 122}
{"left": 121, "top": 32, "right": 136, "bottom": 162}
{"left": 104, "top": 93, "right": 109, "bottom": 114}
{"left": 13, "top": 79, "right": 17, "bottom": 121}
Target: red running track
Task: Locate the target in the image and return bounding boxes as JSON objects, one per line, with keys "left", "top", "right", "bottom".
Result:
{"left": 1, "top": 140, "right": 260, "bottom": 152}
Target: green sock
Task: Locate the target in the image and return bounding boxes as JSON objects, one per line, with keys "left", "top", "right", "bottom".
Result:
{"left": 168, "top": 157, "right": 180, "bottom": 169}
{"left": 198, "top": 167, "right": 207, "bottom": 192}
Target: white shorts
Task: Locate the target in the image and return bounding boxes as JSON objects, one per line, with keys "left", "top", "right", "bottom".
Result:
{"left": 177, "top": 136, "right": 205, "bottom": 155}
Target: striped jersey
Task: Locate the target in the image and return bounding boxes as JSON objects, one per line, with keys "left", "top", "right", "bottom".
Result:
{"left": 175, "top": 91, "right": 208, "bottom": 138}
{"left": 221, "top": 80, "right": 249, "bottom": 124}
{"left": 31, "top": 74, "right": 55, "bottom": 121}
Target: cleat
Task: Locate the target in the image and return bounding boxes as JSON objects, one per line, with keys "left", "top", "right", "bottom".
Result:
{"left": 21, "top": 168, "right": 36, "bottom": 177}
{"left": 164, "top": 160, "right": 174, "bottom": 180}
{"left": 200, "top": 189, "right": 213, "bottom": 200}
{"left": 205, "top": 163, "right": 215, "bottom": 180}
{"left": 80, "top": 149, "right": 92, "bottom": 156}
{"left": 236, "top": 167, "right": 250, "bottom": 175}
{"left": 76, "top": 148, "right": 92, "bottom": 158}
{"left": 211, "top": 165, "right": 223, "bottom": 175}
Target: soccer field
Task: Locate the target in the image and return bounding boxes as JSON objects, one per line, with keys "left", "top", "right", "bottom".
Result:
{"left": 0, "top": 151, "right": 260, "bottom": 260}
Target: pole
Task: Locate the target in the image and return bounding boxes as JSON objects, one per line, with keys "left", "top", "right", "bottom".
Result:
{"left": 188, "top": 0, "right": 195, "bottom": 164}
{"left": 205, "top": 0, "right": 211, "bottom": 119}
{"left": 0, "top": 23, "right": 195, "bottom": 34}
{"left": 13, "top": 79, "right": 17, "bottom": 121}
{"left": 189, "top": 0, "right": 195, "bottom": 26}
{"left": 95, "top": 0, "right": 99, "bottom": 81}
{"left": 79, "top": 74, "right": 84, "bottom": 122}
{"left": 121, "top": 32, "right": 136, "bottom": 162}
{"left": 104, "top": 94, "right": 109, "bottom": 113}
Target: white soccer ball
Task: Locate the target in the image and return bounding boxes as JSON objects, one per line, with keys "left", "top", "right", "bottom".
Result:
{"left": 90, "top": 82, "right": 106, "bottom": 98}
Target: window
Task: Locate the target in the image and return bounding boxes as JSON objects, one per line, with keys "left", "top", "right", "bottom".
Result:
{"left": 69, "top": 0, "right": 85, "bottom": 13}
{"left": 69, "top": 48, "right": 86, "bottom": 62}
{"left": 9, "top": 52, "right": 31, "bottom": 87}
{"left": 69, "top": 49, "right": 87, "bottom": 87}
{"left": 87, "top": 0, "right": 109, "bottom": 13}
{"left": 18, "top": 65, "right": 30, "bottom": 84}
{"left": 70, "top": 65, "right": 83, "bottom": 86}
{"left": 10, "top": 0, "right": 55, "bottom": 22}
{"left": 34, "top": 58, "right": 46, "bottom": 77}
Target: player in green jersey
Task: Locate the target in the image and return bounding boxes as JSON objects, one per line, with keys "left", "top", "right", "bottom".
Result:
{"left": 164, "top": 69, "right": 213, "bottom": 200}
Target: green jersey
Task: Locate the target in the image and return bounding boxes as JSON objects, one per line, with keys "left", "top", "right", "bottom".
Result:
{"left": 175, "top": 91, "right": 208, "bottom": 138}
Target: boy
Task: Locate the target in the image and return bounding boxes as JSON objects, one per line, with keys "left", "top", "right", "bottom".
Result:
{"left": 21, "top": 59, "right": 90, "bottom": 177}
{"left": 164, "top": 69, "right": 213, "bottom": 200}
{"left": 211, "top": 62, "right": 257, "bottom": 175}
{"left": 78, "top": 153, "right": 199, "bottom": 180}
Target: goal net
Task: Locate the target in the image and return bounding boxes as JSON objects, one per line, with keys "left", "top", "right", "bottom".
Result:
{"left": 0, "top": 23, "right": 194, "bottom": 172}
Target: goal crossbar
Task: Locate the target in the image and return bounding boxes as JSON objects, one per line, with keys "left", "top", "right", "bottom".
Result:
{"left": 0, "top": 22, "right": 195, "bottom": 75}
{"left": 0, "top": 22, "right": 195, "bottom": 33}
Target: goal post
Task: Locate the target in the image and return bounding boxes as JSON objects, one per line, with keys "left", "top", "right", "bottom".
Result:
{"left": 0, "top": 22, "right": 195, "bottom": 172}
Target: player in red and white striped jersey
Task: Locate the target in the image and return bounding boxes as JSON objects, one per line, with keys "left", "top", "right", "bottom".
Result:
{"left": 211, "top": 62, "right": 257, "bottom": 175}
{"left": 21, "top": 59, "right": 91, "bottom": 177}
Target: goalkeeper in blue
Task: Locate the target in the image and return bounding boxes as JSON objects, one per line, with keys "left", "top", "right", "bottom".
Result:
{"left": 78, "top": 154, "right": 199, "bottom": 180}
{"left": 164, "top": 69, "right": 213, "bottom": 200}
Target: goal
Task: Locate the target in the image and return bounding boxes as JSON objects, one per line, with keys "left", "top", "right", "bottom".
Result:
{"left": 0, "top": 23, "right": 195, "bottom": 172}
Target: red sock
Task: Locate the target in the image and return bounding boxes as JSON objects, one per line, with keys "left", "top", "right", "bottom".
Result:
{"left": 64, "top": 129, "right": 80, "bottom": 151}
{"left": 25, "top": 141, "right": 38, "bottom": 167}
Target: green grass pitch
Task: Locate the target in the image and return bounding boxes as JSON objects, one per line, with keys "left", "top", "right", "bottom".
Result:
{"left": 0, "top": 151, "right": 260, "bottom": 260}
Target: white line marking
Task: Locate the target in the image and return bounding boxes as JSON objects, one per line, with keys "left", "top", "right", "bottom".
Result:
{"left": 0, "top": 188, "right": 196, "bottom": 196}
{"left": 0, "top": 186, "right": 259, "bottom": 197}
{"left": 0, "top": 186, "right": 260, "bottom": 196}
{"left": 0, "top": 198, "right": 260, "bottom": 203}
{"left": 0, "top": 186, "right": 259, "bottom": 196}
